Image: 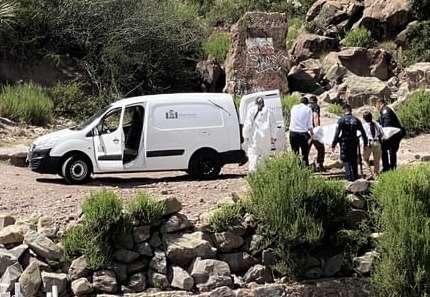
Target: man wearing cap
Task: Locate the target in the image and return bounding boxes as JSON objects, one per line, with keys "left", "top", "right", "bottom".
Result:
{"left": 243, "top": 97, "right": 277, "bottom": 172}
{"left": 289, "top": 96, "right": 314, "bottom": 167}
{"left": 308, "top": 95, "right": 326, "bottom": 172}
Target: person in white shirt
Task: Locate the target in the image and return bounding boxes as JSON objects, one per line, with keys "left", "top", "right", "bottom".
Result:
{"left": 289, "top": 96, "right": 314, "bottom": 166}
{"left": 362, "top": 111, "right": 385, "bottom": 179}
{"left": 243, "top": 97, "right": 277, "bottom": 172}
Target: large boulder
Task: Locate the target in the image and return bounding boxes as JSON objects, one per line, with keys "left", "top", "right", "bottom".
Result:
{"left": 306, "top": 0, "right": 364, "bottom": 37}
{"left": 343, "top": 75, "right": 391, "bottom": 107}
{"left": 353, "top": 0, "right": 411, "bottom": 40}
{"left": 404, "top": 62, "right": 430, "bottom": 90}
{"left": 224, "top": 12, "right": 290, "bottom": 95}
{"left": 322, "top": 47, "right": 395, "bottom": 82}
{"left": 196, "top": 55, "right": 226, "bottom": 92}
{"left": 289, "top": 33, "right": 339, "bottom": 64}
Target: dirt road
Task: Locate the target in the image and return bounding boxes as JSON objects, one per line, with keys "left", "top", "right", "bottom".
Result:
{"left": 0, "top": 162, "right": 248, "bottom": 226}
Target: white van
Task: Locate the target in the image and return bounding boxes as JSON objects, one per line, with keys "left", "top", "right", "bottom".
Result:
{"left": 27, "top": 90, "right": 286, "bottom": 184}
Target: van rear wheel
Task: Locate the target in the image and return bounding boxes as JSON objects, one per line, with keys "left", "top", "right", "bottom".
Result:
{"left": 61, "top": 155, "right": 92, "bottom": 184}
{"left": 189, "top": 150, "right": 221, "bottom": 180}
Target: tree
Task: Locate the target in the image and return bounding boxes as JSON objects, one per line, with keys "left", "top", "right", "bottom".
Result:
{"left": 0, "top": 0, "right": 18, "bottom": 30}
{"left": 409, "top": 0, "right": 430, "bottom": 21}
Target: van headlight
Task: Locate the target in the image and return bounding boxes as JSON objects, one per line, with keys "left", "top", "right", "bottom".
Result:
{"left": 36, "top": 137, "right": 59, "bottom": 149}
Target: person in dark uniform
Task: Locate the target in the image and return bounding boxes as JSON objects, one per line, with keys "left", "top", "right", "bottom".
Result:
{"left": 308, "top": 95, "right": 326, "bottom": 172}
{"left": 375, "top": 98, "right": 405, "bottom": 171}
{"left": 332, "top": 104, "right": 368, "bottom": 182}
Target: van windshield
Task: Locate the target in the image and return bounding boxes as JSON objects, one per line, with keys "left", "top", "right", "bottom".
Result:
{"left": 72, "top": 105, "right": 112, "bottom": 130}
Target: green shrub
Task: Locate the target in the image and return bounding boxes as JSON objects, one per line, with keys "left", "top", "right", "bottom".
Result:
{"left": 127, "top": 191, "right": 165, "bottom": 225}
{"left": 246, "top": 152, "right": 348, "bottom": 277}
{"left": 203, "top": 32, "right": 230, "bottom": 63}
{"left": 62, "top": 189, "right": 125, "bottom": 269}
{"left": 0, "top": 83, "right": 53, "bottom": 126}
{"left": 409, "top": 0, "right": 430, "bottom": 21}
{"left": 81, "top": 189, "right": 123, "bottom": 232}
{"left": 327, "top": 103, "right": 343, "bottom": 116}
{"left": 401, "top": 21, "right": 430, "bottom": 66}
{"left": 396, "top": 89, "right": 430, "bottom": 136}
{"left": 282, "top": 93, "right": 300, "bottom": 127}
{"left": 47, "top": 81, "right": 108, "bottom": 121}
{"left": 209, "top": 203, "right": 244, "bottom": 232}
{"left": 341, "top": 28, "right": 374, "bottom": 48}
{"left": 286, "top": 17, "right": 303, "bottom": 49}
{"left": 371, "top": 164, "right": 430, "bottom": 296}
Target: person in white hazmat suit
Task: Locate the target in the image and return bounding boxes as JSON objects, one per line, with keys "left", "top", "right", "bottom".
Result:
{"left": 243, "top": 97, "right": 277, "bottom": 172}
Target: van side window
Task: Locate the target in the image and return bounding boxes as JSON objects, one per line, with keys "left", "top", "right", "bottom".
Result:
{"left": 99, "top": 108, "right": 121, "bottom": 134}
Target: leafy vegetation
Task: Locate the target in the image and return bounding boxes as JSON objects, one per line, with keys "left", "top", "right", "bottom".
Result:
{"left": 209, "top": 203, "right": 244, "bottom": 232}
{"left": 0, "top": 0, "right": 19, "bottom": 30}
{"left": 371, "top": 164, "right": 430, "bottom": 296}
{"left": 409, "top": 0, "right": 430, "bottom": 21}
{"left": 0, "top": 83, "right": 53, "bottom": 126}
{"left": 401, "top": 21, "right": 430, "bottom": 66}
{"left": 246, "top": 152, "right": 350, "bottom": 277}
{"left": 341, "top": 28, "right": 374, "bottom": 48}
{"left": 203, "top": 32, "right": 230, "bottom": 63}
{"left": 47, "top": 81, "right": 108, "bottom": 121}
{"left": 281, "top": 93, "right": 300, "bottom": 126}
{"left": 62, "top": 189, "right": 165, "bottom": 269}
{"left": 327, "top": 103, "right": 343, "bottom": 116}
{"left": 62, "top": 190, "right": 124, "bottom": 269}
{"left": 396, "top": 89, "right": 430, "bottom": 136}
{"left": 126, "top": 191, "right": 165, "bottom": 225}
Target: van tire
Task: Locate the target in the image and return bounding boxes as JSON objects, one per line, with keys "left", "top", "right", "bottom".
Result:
{"left": 61, "top": 155, "right": 92, "bottom": 184}
{"left": 189, "top": 150, "right": 221, "bottom": 180}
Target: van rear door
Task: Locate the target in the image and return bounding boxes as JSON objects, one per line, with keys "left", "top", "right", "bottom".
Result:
{"left": 238, "top": 89, "right": 286, "bottom": 153}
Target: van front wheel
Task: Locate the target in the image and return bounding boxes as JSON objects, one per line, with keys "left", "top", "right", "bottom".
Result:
{"left": 61, "top": 155, "right": 92, "bottom": 184}
{"left": 189, "top": 150, "right": 221, "bottom": 180}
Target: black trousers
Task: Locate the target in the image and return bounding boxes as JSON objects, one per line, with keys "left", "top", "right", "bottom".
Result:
{"left": 290, "top": 131, "right": 310, "bottom": 166}
{"left": 340, "top": 139, "right": 360, "bottom": 181}
{"left": 381, "top": 132, "right": 403, "bottom": 171}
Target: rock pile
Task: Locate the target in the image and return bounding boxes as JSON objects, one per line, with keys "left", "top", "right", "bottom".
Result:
{"left": 0, "top": 187, "right": 377, "bottom": 297}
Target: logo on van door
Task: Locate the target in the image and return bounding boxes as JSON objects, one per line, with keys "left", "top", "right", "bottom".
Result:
{"left": 165, "top": 109, "right": 197, "bottom": 119}
{"left": 166, "top": 110, "right": 178, "bottom": 119}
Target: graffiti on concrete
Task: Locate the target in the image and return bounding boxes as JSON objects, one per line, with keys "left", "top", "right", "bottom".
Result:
{"left": 246, "top": 38, "right": 285, "bottom": 74}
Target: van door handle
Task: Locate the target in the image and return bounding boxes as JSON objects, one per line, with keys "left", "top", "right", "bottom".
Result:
{"left": 113, "top": 138, "right": 119, "bottom": 144}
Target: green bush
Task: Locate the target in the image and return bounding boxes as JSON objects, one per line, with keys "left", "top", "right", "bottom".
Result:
{"left": 401, "top": 21, "right": 430, "bottom": 66}
{"left": 327, "top": 103, "right": 343, "bottom": 116}
{"left": 246, "top": 152, "right": 348, "bottom": 277}
{"left": 286, "top": 17, "right": 303, "bottom": 49}
{"left": 81, "top": 189, "right": 123, "bottom": 232}
{"left": 371, "top": 164, "right": 430, "bottom": 296}
{"left": 409, "top": 0, "right": 430, "bottom": 21}
{"left": 62, "top": 189, "right": 125, "bottom": 269}
{"left": 396, "top": 89, "right": 430, "bottom": 136}
{"left": 282, "top": 93, "right": 300, "bottom": 127}
{"left": 47, "top": 81, "right": 108, "bottom": 121}
{"left": 341, "top": 28, "right": 374, "bottom": 48}
{"left": 0, "top": 83, "right": 53, "bottom": 126}
{"left": 127, "top": 191, "right": 165, "bottom": 225}
{"left": 209, "top": 203, "right": 244, "bottom": 232}
{"left": 203, "top": 32, "right": 230, "bottom": 63}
